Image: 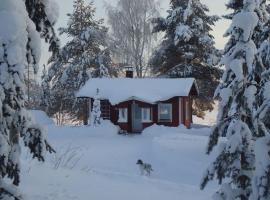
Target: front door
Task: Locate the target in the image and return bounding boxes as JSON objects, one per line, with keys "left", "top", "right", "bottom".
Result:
{"left": 132, "top": 104, "right": 143, "bottom": 133}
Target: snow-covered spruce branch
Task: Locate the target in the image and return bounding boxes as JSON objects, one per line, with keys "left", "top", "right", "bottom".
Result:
{"left": 206, "top": 113, "right": 239, "bottom": 154}
{"left": 0, "top": 183, "right": 22, "bottom": 200}
{"left": 22, "top": 125, "right": 55, "bottom": 162}
{"left": 0, "top": 0, "right": 59, "bottom": 199}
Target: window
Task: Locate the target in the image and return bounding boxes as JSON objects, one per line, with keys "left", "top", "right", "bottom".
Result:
{"left": 141, "top": 108, "right": 152, "bottom": 122}
{"left": 118, "top": 108, "right": 128, "bottom": 123}
{"left": 158, "top": 103, "right": 172, "bottom": 122}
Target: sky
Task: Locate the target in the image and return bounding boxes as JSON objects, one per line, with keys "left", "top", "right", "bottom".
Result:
{"left": 40, "top": 0, "right": 231, "bottom": 75}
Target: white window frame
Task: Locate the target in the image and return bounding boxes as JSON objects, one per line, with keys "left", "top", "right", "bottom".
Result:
{"left": 118, "top": 108, "right": 128, "bottom": 123}
{"left": 158, "top": 103, "right": 172, "bottom": 122}
{"left": 141, "top": 107, "right": 152, "bottom": 123}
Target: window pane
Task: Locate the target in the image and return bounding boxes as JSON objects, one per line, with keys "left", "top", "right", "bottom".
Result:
{"left": 121, "top": 109, "right": 125, "bottom": 118}
{"left": 142, "top": 108, "right": 151, "bottom": 121}
{"left": 159, "top": 104, "right": 172, "bottom": 121}
{"left": 119, "top": 108, "right": 127, "bottom": 122}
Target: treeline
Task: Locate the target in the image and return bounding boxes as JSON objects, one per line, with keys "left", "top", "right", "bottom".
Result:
{"left": 27, "top": 0, "right": 223, "bottom": 123}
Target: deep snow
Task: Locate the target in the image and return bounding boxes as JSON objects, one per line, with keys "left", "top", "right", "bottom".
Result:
{"left": 20, "top": 116, "right": 219, "bottom": 200}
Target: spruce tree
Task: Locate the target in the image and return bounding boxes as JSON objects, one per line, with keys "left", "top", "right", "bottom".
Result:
{"left": 150, "top": 0, "right": 222, "bottom": 118}
{"left": 46, "top": 0, "right": 111, "bottom": 118}
{"left": 224, "top": 0, "right": 244, "bottom": 19}
{"left": 252, "top": 82, "right": 270, "bottom": 199}
{"left": 201, "top": 0, "right": 261, "bottom": 199}
{"left": 0, "top": 0, "right": 57, "bottom": 199}
{"left": 251, "top": 2, "right": 270, "bottom": 199}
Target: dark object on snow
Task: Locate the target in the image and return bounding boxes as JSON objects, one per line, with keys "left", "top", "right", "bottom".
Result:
{"left": 136, "top": 159, "right": 153, "bottom": 176}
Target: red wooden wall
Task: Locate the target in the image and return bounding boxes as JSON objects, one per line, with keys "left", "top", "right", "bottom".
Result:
{"left": 86, "top": 96, "right": 194, "bottom": 132}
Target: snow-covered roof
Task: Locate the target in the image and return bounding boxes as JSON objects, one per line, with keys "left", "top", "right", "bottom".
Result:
{"left": 77, "top": 78, "right": 197, "bottom": 105}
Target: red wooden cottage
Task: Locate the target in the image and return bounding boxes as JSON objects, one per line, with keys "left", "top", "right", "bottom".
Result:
{"left": 77, "top": 77, "right": 198, "bottom": 133}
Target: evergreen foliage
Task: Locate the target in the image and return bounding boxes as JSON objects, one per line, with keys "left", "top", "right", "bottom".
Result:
{"left": 150, "top": 0, "right": 222, "bottom": 118}
{"left": 46, "top": 0, "right": 112, "bottom": 119}
{"left": 200, "top": 0, "right": 270, "bottom": 199}
{"left": 0, "top": 0, "right": 57, "bottom": 199}
{"left": 251, "top": 2, "right": 270, "bottom": 199}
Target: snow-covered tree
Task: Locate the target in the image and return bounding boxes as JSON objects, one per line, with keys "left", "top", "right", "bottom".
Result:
{"left": 91, "top": 89, "right": 101, "bottom": 126}
{"left": 106, "top": 0, "right": 160, "bottom": 77}
{"left": 251, "top": 64, "right": 270, "bottom": 200}
{"left": 25, "top": 79, "right": 43, "bottom": 110}
{"left": 224, "top": 0, "right": 244, "bottom": 19}
{"left": 94, "top": 50, "right": 112, "bottom": 78}
{"left": 201, "top": 0, "right": 261, "bottom": 199}
{"left": 252, "top": 134, "right": 270, "bottom": 200}
{"left": 40, "top": 65, "right": 51, "bottom": 112}
{"left": 99, "top": 63, "right": 110, "bottom": 78}
{"left": 150, "top": 0, "right": 222, "bottom": 118}
{"left": 0, "top": 0, "right": 57, "bottom": 199}
{"left": 46, "top": 0, "right": 112, "bottom": 118}
{"left": 250, "top": 3, "right": 270, "bottom": 198}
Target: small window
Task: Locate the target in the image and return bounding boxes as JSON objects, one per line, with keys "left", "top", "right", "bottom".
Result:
{"left": 142, "top": 108, "right": 152, "bottom": 122}
{"left": 158, "top": 103, "right": 172, "bottom": 122}
{"left": 118, "top": 108, "right": 128, "bottom": 123}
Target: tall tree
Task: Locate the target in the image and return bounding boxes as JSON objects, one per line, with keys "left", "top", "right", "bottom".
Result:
{"left": 251, "top": 2, "right": 270, "bottom": 199}
{"left": 46, "top": 0, "right": 112, "bottom": 119}
{"left": 150, "top": 0, "right": 222, "bottom": 118}
{"left": 106, "top": 0, "right": 160, "bottom": 77}
{"left": 201, "top": 0, "right": 262, "bottom": 199}
{"left": 0, "top": 0, "right": 57, "bottom": 199}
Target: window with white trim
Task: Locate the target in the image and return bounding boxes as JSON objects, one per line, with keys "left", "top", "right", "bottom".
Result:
{"left": 141, "top": 108, "right": 152, "bottom": 122}
{"left": 158, "top": 103, "right": 172, "bottom": 122}
{"left": 118, "top": 108, "right": 128, "bottom": 122}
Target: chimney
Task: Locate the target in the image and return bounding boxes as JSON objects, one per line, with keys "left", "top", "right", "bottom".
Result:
{"left": 125, "top": 66, "right": 134, "bottom": 78}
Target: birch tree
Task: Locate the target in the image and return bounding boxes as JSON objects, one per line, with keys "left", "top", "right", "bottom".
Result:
{"left": 106, "top": 0, "right": 160, "bottom": 77}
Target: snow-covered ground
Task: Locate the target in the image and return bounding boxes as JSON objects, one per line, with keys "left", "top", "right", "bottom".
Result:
{"left": 20, "top": 112, "right": 220, "bottom": 200}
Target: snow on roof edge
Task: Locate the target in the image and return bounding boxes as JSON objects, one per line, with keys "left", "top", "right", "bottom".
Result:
{"left": 76, "top": 78, "right": 196, "bottom": 105}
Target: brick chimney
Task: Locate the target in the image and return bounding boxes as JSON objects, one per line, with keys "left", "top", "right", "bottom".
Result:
{"left": 125, "top": 66, "right": 134, "bottom": 78}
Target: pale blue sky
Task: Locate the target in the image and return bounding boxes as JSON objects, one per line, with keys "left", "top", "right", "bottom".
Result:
{"left": 40, "top": 0, "right": 230, "bottom": 73}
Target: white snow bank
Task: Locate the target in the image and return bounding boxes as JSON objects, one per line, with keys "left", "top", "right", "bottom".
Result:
{"left": 31, "top": 110, "right": 54, "bottom": 125}
{"left": 77, "top": 78, "right": 196, "bottom": 105}
{"left": 48, "top": 120, "right": 119, "bottom": 139}
{"left": 142, "top": 124, "right": 211, "bottom": 138}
